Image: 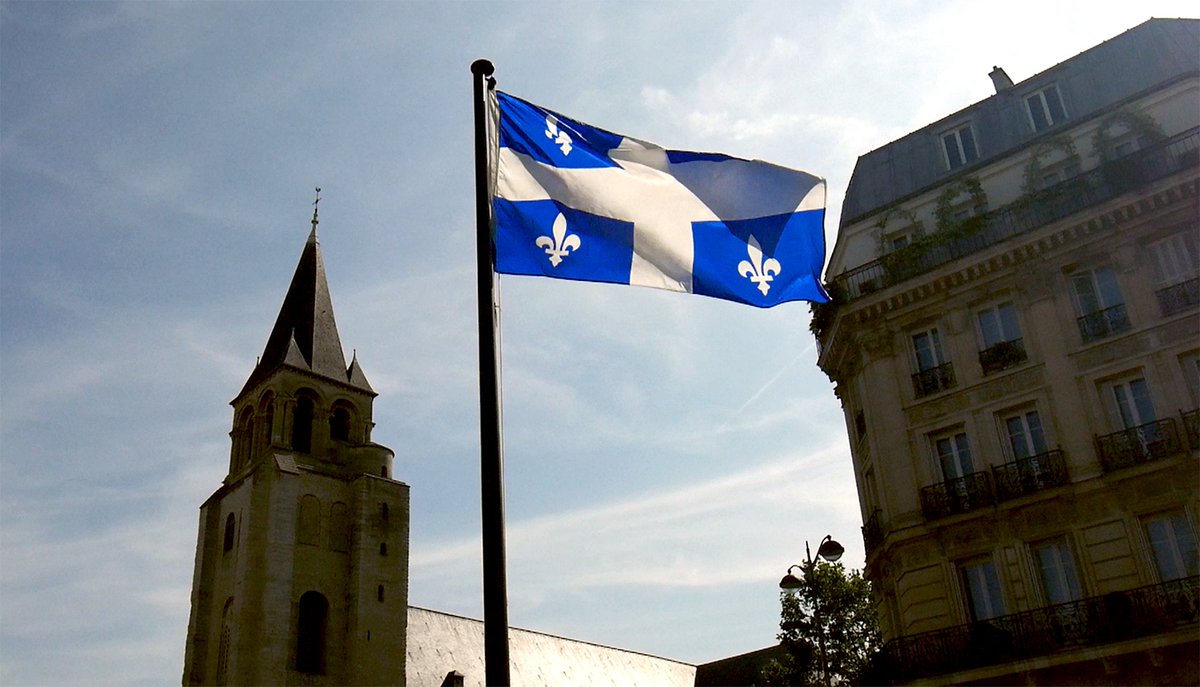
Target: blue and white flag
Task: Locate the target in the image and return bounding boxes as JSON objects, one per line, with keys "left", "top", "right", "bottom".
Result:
{"left": 491, "top": 91, "right": 828, "bottom": 307}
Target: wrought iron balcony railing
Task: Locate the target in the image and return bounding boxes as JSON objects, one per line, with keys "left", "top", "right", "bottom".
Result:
{"left": 912, "top": 362, "right": 956, "bottom": 398}
{"left": 1156, "top": 277, "right": 1200, "bottom": 317}
{"left": 1182, "top": 409, "right": 1199, "bottom": 450}
{"left": 1076, "top": 303, "right": 1131, "bottom": 344}
{"left": 829, "top": 128, "right": 1200, "bottom": 303}
{"left": 978, "top": 338, "right": 1027, "bottom": 375}
{"left": 879, "top": 576, "right": 1199, "bottom": 683}
{"left": 920, "top": 471, "right": 994, "bottom": 521}
{"left": 1096, "top": 417, "right": 1183, "bottom": 473}
{"left": 862, "top": 508, "right": 883, "bottom": 557}
{"left": 991, "top": 449, "right": 1068, "bottom": 502}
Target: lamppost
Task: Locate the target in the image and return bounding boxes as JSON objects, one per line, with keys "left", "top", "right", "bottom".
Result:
{"left": 779, "top": 535, "right": 844, "bottom": 687}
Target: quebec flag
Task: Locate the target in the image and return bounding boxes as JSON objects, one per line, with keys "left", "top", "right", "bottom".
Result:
{"left": 491, "top": 91, "right": 829, "bottom": 307}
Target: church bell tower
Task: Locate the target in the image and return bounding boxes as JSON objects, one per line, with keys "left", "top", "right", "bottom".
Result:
{"left": 183, "top": 204, "right": 409, "bottom": 685}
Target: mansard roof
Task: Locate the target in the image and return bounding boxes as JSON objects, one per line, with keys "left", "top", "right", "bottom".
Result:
{"left": 839, "top": 17, "right": 1200, "bottom": 226}
{"left": 236, "top": 220, "right": 374, "bottom": 400}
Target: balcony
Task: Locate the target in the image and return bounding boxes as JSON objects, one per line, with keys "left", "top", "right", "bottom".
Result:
{"left": 880, "top": 576, "right": 1199, "bottom": 683}
{"left": 862, "top": 508, "right": 883, "bottom": 557}
{"left": 912, "top": 362, "right": 956, "bottom": 397}
{"left": 1096, "top": 418, "right": 1183, "bottom": 473}
{"left": 978, "top": 338, "right": 1027, "bottom": 375}
{"left": 829, "top": 128, "right": 1200, "bottom": 303}
{"left": 1156, "top": 277, "right": 1200, "bottom": 317}
{"left": 1076, "top": 303, "right": 1131, "bottom": 344}
{"left": 920, "top": 471, "right": 994, "bottom": 521}
{"left": 992, "top": 449, "right": 1069, "bottom": 502}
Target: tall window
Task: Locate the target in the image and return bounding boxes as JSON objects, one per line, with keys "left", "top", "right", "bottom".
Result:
{"left": 1070, "top": 266, "right": 1129, "bottom": 342}
{"left": 1143, "top": 511, "right": 1198, "bottom": 581}
{"left": 295, "top": 591, "right": 328, "bottom": 674}
{"left": 913, "top": 328, "right": 947, "bottom": 372}
{"left": 1149, "top": 232, "right": 1200, "bottom": 317}
{"left": 223, "top": 513, "right": 237, "bottom": 554}
{"left": 329, "top": 406, "right": 351, "bottom": 442}
{"left": 961, "top": 559, "right": 1006, "bottom": 621}
{"left": 1110, "top": 377, "right": 1156, "bottom": 429}
{"left": 1032, "top": 537, "right": 1082, "bottom": 604}
{"left": 942, "top": 123, "right": 979, "bottom": 170}
{"left": 1025, "top": 84, "right": 1067, "bottom": 132}
{"left": 935, "top": 432, "right": 975, "bottom": 479}
{"left": 292, "top": 395, "right": 315, "bottom": 453}
{"left": 1004, "top": 410, "right": 1047, "bottom": 460}
{"left": 977, "top": 301, "right": 1026, "bottom": 373}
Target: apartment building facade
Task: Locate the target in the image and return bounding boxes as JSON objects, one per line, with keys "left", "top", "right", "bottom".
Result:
{"left": 816, "top": 19, "right": 1199, "bottom": 684}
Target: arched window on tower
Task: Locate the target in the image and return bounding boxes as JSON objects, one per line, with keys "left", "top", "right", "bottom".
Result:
{"left": 292, "top": 393, "right": 315, "bottom": 453}
{"left": 223, "top": 513, "right": 236, "bottom": 554}
{"left": 329, "top": 405, "right": 352, "bottom": 442}
{"left": 217, "top": 597, "right": 234, "bottom": 684}
{"left": 295, "top": 591, "right": 328, "bottom": 674}
{"left": 260, "top": 392, "right": 276, "bottom": 451}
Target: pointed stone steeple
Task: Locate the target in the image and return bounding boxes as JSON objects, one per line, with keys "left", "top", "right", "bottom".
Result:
{"left": 237, "top": 204, "right": 373, "bottom": 400}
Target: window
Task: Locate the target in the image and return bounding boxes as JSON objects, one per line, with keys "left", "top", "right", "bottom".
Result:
{"left": 977, "top": 302, "right": 1026, "bottom": 374}
{"left": 292, "top": 394, "right": 315, "bottom": 453}
{"left": 223, "top": 513, "right": 237, "bottom": 554}
{"left": 1144, "top": 511, "right": 1198, "bottom": 581}
{"left": 961, "top": 559, "right": 1006, "bottom": 621}
{"left": 1004, "top": 410, "right": 1047, "bottom": 460}
{"left": 379, "top": 542, "right": 388, "bottom": 556}
{"left": 1025, "top": 84, "right": 1067, "bottom": 132}
{"left": 1070, "top": 266, "right": 1129, "bottom": 342}
{"left": 1032, "top": 538, "right": 1082, "bottom": 604}
{"left": 1109, "top": 377, "right": 1156, "bottom": 429}
{"left": 1148, "top": 233, "right": 1199, "bottom": 286}
{"left": 886, "top": 231, "right": 911, "bottom": 252}
{"left": 936, "top": 432, "right": 975, "bottom": 480}
{"left": 295, "top": 591, "right": 328, "bottom": 674}
{"left": 913, "top": 328, "right": 947, "bottom": 371}
{"left": 217, "top": 598, "right": 234, "bottom": 685}
{"left": 1182, "top": 353, "right": 1200, "bottom": 408}
{"left": 329, "top": 406, "right": 351, "bottom": 442}
{"left": 377, "top": 584, "right": 385, "bottom": 602}
{"left": 942, "top": 123, "right": 979, "bottom": 170}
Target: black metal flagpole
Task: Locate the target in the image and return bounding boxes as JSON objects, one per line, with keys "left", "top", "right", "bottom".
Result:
{"left": 470, "top": 58, "right": 511, "bottom": 687}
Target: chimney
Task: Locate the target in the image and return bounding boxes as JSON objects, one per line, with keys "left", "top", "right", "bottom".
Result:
{"left": 989, "top": 66, "right": 1014, "bottom": 93}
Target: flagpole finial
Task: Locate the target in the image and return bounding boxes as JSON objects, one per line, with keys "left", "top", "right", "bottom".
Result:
{"left": 471, "top": 59, "right": 494, "bottom": 77}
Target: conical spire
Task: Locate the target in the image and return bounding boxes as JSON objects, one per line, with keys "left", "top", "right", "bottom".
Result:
{"left": 237, "top": 196, "right": 372, "bottom": 399}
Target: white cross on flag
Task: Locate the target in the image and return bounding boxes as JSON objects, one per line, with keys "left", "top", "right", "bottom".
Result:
{"left": 490, "top": 91, "right": 828, "bottom": 307}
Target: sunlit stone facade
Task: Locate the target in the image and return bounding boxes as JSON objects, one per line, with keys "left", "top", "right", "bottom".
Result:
{"left": 817, "top": 18, "right": 1199, "bottom": 685}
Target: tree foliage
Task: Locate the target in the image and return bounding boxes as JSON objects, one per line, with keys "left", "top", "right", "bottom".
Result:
{"left": 760, "top": 559, "right": 882, "bottom": 685}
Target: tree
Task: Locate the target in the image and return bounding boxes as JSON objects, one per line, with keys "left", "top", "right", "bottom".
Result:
{"left": 759, "top": 559, "right": 882, "bottom": 686}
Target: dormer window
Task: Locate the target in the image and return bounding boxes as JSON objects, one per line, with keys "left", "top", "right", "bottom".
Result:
{"left": 941, "top": 123, "right": 978, "bottom": 170}
{"left": 1025, "top": 84, "right": 1067, "bottom": 132}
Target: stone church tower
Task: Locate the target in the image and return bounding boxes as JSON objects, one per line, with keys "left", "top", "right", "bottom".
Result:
{"left": 183, "top": 208, "right": 409, "bottom": 686}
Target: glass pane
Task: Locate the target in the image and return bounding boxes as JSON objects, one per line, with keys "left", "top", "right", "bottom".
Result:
{"left": 1071, "top": 272, "right": 1100, "bottom": 315}
{"left": 978, "top": 308, "right": 1002, "bottom": 348}
{"left": 1027, "top": 94, "right": 1049, "bottom": 132}
{"left": 1035, "top": 541, "right": 1081, "bottom": 603}
{"left": 1094, "top": 266, "right": 1123, "bottom": 308}
{"left": 1147, "top": 518, "right": 1185, "bottom": 580}
{"left": 998, "top": 303, "right": 1020, "bottom": 341}
{"left": 1025, "top": 411, "right": 1047, "bottom": 454}
{"left": 1045, "top": 86, "right": 1066, "bottom": 124}
{"left": 1129, "top": 378, "right": 1156, "bottom": 424}
{"left": 944, "top": 133, "right": 963, "bottom": 169}
{"left": 1006, "top": 416, "right": 1030, "bottom": 459}
{"left": 937, "top": 437, "right": 958, "bottom": 479}
{"left": 954, "top": 433, "right": 974, "bottom": 474}
{"left": 960, "top": 126, "right": 978, "bottom": 163}
{"left": 913, "top": 330, "right": 943, "bottom": 370}
{"left": 963, "top": 561, "right": 1006, "bottom": 620}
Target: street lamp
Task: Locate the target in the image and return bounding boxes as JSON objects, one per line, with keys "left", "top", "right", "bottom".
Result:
{"left": 779, "top": 534, "right": 844, "bottom": 687}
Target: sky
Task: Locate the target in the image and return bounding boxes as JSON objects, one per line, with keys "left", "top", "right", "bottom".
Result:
{"left": 1, "top": 2, "right": 1195, "bottom": 684}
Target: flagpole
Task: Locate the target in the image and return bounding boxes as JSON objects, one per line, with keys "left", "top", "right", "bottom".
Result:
{"left": 470, "top": 58, "right": 511, "bottom": 687}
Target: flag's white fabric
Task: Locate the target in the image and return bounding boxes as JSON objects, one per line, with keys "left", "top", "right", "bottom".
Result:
{"left": 492, "top": 91, "right": 828, "bottom": 307}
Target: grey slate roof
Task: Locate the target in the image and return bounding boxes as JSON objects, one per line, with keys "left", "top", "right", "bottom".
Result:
{"left": 236, "top": 221, "right": 373, "bottom": 399}
{"left": 840, "top": 17, "right": 1200, "bottom": 226}
{"left": 405, "top": 607, "right": 696, "bottom": 687}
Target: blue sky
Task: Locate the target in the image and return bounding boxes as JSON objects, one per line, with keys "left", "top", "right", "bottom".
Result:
{"left": 1, "top": 2, "right": 1194, "bottom": 684}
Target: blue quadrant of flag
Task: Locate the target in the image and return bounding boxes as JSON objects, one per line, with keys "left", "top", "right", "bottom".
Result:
{"left": 492, "top": 91, "right": 829, "bottom": 307}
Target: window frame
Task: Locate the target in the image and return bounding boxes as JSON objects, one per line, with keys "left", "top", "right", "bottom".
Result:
{"left": 1025, "top": 84, "right": 1067, "bottom": 132}
{"left": 933, "top": 429, "right": 975, "bottom": 480}
{"left": 912, "top": 327, "right": 947, "bottom": 372}
{"left": 941, "top": 122, "right": 980, "bottom": 170}
{"left": 1143, "top": 510, "right": 1199, "bottom": 581}
{"left": 1002, "top": 409, "right": 1048, "bottom": 461}
{"left": 960, "top": 557, "right": 1007, "bottom": 621}
{"left": 1031, "top": 536, "right": 1083, "bottom": 604}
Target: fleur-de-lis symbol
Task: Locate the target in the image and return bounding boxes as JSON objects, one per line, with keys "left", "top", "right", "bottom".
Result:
{"left": 545, "top": 115, "right": 573, "bottom": 155}
{"left": 535, "top": 213, "right": 581, "bottom": 267}
{"left": 738, "top": 234, "right": 782, "bottom": 296}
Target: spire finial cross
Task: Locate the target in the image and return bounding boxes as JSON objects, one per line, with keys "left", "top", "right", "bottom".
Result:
{"left": 311, "top": 187, "right": 321, "bottom": 230}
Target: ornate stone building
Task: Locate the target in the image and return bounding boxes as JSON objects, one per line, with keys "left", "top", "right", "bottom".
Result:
{"left": 183, "top": 209, "right": 409, "bottom": 686}
{"left": 816, "top": 18, "right": 1199, "bottom": 684}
